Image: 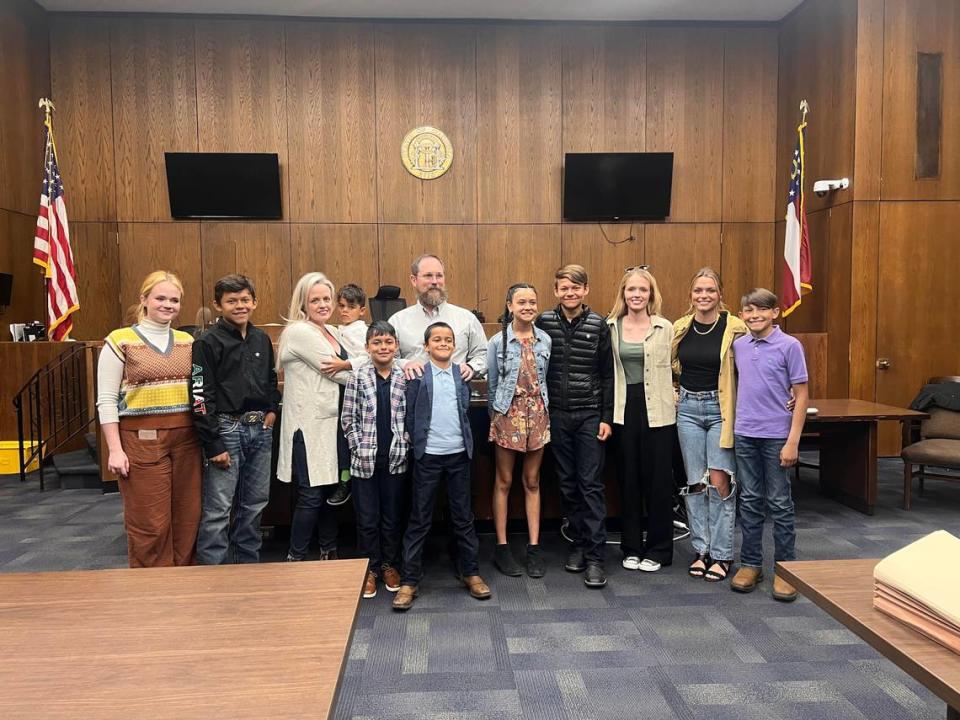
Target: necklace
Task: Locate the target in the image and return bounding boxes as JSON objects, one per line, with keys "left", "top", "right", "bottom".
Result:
{"left": 692, "top": 315, "right": 720, "bottom": 335}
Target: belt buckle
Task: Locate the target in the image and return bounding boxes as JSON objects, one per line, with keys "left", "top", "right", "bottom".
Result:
{"left": 242, "top": 411, "right": 262, "bottom": 425}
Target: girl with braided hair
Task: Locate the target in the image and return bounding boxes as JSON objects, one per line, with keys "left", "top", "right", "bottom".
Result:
{"left": 486, "top": 283, "right": 552, "bottom": 578}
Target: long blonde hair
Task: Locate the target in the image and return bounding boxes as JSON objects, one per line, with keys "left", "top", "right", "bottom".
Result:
{"left": 284, "top": 272, "right": 335, "bottom": 324}
{"left": 608, "top": 268, "right": 663, "bottom": 320}
{"left": 137, "top": 271, "right": 184, "bottom": 322}
{"left": 684, "top": 267, "right": 728, "bottom": 316}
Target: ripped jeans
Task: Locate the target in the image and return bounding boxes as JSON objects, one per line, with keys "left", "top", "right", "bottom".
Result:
{"left": 677, "top": 389, "right": 737, "bottom": 562}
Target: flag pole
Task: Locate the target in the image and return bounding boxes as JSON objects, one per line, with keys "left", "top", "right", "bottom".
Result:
{"left": 37, "top": 98, "right": 56, "bottom": 340}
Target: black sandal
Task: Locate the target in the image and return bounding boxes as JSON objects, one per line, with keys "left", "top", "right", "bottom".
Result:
{"left": 704, "top": 560, "right": 731, "bottom": 582}
{"left": 688, "top": 553, "right": 710, "bottom": 578}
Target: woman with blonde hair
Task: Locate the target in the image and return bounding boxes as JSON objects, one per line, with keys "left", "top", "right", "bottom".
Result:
{"left": 671, "top": 267, "right": 747, "bottom": 583}
{"left": 277, "top": 272, "right": 352, "bottom": 561}
{"left": 96, "top": 270, "right": 202, "bottom": 567}
{"left": 607, "top": 266, "right": 676, "bottom": 572}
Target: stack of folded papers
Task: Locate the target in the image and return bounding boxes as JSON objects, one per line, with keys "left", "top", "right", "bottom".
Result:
{"left": 873, "top": 530, "right": 960, "bottom": 655}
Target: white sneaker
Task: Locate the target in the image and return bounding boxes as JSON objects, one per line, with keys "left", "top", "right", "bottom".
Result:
{"left": 638, "top": 558, "right": 662, "bottom": 572}
{"left": 622, "top": 556, "right": 641, "bottom": 570}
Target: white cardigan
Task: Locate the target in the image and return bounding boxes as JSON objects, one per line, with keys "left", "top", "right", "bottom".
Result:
{"left": 276, "top": 321, "right": 350, "bottom": 487}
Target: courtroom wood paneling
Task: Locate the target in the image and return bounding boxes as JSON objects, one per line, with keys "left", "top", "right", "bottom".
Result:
{"left": 560, "top": 223, "right": 644, "bottom": 317}
{"left": 49, "top": 18, "right": 115, "bottom": 222}
{"left": 200, "top": 223, "right": 291, "bottom": 324}
{"left": 111, "top": 19, "right": 198, "bottom": 222}
{"left": 854, "top": 0, "right": 885, "bottom": 201}
{"left": 777, "top": 0, "right": 857, "bottom": 215}
{"left": 378, "top": 225, "right": 478, "bottom": 310}
{"left": 476, "top": 225, "right": 562, "bottom": 322}
{"left": 646, "top": 28, "right": 724, "bottom": 222}
{"left": 561, "top": 26, "right": 645, "bottom": 154}
{"left": 117, "top": 223, "right": 202, "bottom": 329}
{"left": 70, "top": 222, "right": 120, "bottom": 340}
{"left": 645, "top": 224, "right": 721, "bottom": 322}
{"left": 375, "top": 24, "right": 477, "bottom": 223}
{"left": 477, "top": 25, "right": 561, "bottom": 223}
{"left": 0, "top": 210, "right": 45, "bottom": 325}
{"left": 881, "top": 0, "right": 960, "bottom": 200}
{"left": 0, "top": 0, "right": 49, "bottom": 216}
{"left": 196, "top": 20, "right": 289, "bottom": 214}
{"left": 719, "top": 223, "right": 775, "bottom": 316}
{"left": 0, "top": 341, "right": 77, "bottom": 440}
{"left": 722, "top": 28, "right": 778, "bottom": 222}
{"left": 289, "top": 224, "right": 379, "bottom": 300}
{"left": 285, "top": 22, "right": 376, "bottom": 223}
{"left": 824, "top": 202, "right": 852, "bottom": 398}
{"left": 876, "top": 202, "right": 960, "bottom": 411}
{"left": 849, "top": 201, "right": 880, "bottom": 400}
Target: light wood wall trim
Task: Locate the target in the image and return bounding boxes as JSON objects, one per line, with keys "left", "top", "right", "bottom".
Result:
{"left": 110, "top": 18, "right": 198, "bottom": 222}
{"left": 49, "top": 17, "right": 116, "bottom": 222}
{"left": 285, "top": 22, "right": 377, "bottom": 223}
{"left": 477, "top": 25, "right": 562, "bottom": 224}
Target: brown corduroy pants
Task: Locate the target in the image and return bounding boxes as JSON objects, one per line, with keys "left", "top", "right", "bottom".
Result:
{"left": 118, "top": 414, "right": 202, "bottom": 568}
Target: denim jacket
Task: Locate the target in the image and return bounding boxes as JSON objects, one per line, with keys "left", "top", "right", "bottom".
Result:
{"left": 486, "top": 325, "right": 552, "bottom": 416}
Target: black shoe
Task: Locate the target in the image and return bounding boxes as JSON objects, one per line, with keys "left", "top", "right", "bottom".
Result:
{"left": 327, "top": 481, "right": 351, "bottom": 507}
{"left": 565, "top": 547, "right": 586, "bottom": 573}
{"left": 584, "top": 562, "right": 607, "bottom": 588}
{"left": 318, "top": 549, "right": 338, "bottom": 561}
{"left": 526, "top": 544, "right": 545, "bottom": 578}
{"left": 494, "top": 543, "right": 523, "bottom": 577}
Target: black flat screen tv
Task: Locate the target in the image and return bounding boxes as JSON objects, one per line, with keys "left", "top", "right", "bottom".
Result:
{"left": 563, "top": 152, "right": 673, "bottom": 221}
{"left": 165, "top": 152, "right": 282, "bottom": 219}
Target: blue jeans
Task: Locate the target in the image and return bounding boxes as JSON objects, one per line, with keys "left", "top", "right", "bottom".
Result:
{"left": 196, "top": 416, "right": 273, "bottom": 565}
{"left": 734, "top": 434, "right": 796, "bottom": 568}
{"left": 677, "top": 390, "right": 737, "bottom": 561}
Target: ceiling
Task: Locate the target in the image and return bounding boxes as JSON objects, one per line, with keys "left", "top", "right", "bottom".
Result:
{"left": 37, "top": 0, "right": 804, "bottom": 22}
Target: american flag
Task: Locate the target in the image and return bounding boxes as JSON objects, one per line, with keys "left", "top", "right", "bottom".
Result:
{"left": 781, "top": 110, "right": 812, "bottom": 317}
{"left": 33, "top": 116, "right": 79, "bottom": 340}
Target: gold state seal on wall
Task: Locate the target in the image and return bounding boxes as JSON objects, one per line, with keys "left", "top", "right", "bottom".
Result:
{"left": 401, "top": 126, "right": 453, "bottom": 180}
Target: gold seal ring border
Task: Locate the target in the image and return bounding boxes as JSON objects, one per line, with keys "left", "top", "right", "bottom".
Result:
{"left": 401, "top": 126, "right": 453, "bottom": 180}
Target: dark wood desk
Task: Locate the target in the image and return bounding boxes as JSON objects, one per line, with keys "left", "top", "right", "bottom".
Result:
{"left": 0, "top": 560, "right": 367, "bottom": 719}
{"left": 805, "top": 399, "right": 928, "bottom": 515}
{"left": 777, "top": 559, "right": 960, "bottom": 719}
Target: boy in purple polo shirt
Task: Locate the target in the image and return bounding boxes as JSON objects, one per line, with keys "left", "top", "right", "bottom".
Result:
{"left": 730, "top": 288, "right": 808, "bottom": 602}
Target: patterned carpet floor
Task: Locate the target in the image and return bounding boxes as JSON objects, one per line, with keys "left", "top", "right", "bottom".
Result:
{"left": 2, "top": 460, "right": 958, "bottom": 719}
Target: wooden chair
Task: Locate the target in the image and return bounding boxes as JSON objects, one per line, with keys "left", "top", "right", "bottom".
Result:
{"left": 901, "top": 376, "right": 960, "bottom": 510}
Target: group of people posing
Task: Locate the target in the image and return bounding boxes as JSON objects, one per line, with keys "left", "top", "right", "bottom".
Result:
{"left": 96, "top": 253, "right": 808, "bottom": 612}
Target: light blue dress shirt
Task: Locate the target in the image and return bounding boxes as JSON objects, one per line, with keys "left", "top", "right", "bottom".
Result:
{"left": 425, "top": 362, "right": 465, "bottom": 455}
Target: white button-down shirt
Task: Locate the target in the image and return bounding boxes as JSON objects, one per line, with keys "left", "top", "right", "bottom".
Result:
{"left": 388, "top": 301, "right": 488, "bottom": 375}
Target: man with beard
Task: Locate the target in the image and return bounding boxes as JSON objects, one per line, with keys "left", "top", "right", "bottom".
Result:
{"left": 388, "top": 254, "right": 487, "bottom": 381}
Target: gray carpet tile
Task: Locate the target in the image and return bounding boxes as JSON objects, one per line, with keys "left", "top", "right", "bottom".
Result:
{"left": 2, "top": 459, "right": 959, "bottom": 719}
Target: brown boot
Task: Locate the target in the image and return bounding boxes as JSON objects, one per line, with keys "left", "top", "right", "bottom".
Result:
{"left": 772, "top": 574, "right": 798, "bottom": 602}
{"left": 730, "top": 566, "right": 763, "bottom": 593}
{"left": 382, "top": 566, "right": 401, "bottom": 593}
{"left": 362, "top": 570, "right": 377, "bottom": 599}
{"left": 392, "top": 584, "right": 418, "bottom": 611}
{"left": 461, "top": 575, "right": 492, "bottom": 600}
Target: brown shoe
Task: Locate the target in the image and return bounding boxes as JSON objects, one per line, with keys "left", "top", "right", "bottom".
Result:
{"left": 362, "top": 570, "right": 377, "bottom": 599}
{"left": 461, "top": 575, "right": 492, "bottom": 600}
{"left": 730, "top": 566, "right": 763, "bottom": 593}
{"left": 382, "top": 566, "right": 401, "bottom": 593}
{"left": 772, "top": 574, "right": 798, "bottom": 603}
{"left": 392, "top": 584, "right": 417, "bottom": 611}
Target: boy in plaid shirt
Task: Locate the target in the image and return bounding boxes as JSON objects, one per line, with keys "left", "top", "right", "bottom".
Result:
{"left": 341, "top": 321, "right": 408, "bottom": 599}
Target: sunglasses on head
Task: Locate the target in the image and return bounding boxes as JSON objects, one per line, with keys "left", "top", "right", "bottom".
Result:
{"left": 623, "top": 265, "right": 651, "bottom": 273}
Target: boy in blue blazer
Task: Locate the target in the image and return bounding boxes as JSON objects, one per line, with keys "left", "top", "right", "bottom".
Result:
{"left": 393, "top": 322, "right": 491, "bottom": 611}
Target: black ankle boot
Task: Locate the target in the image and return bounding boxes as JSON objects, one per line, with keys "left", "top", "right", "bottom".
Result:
{"left": 526, "top": 544, "right": 545, "bottom": 578}
{"left": 494, "top": 543, "right": 523, "bottom": 577}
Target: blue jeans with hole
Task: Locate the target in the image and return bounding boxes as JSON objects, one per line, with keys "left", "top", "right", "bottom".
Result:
{"left": 196, "top": 416, "right": 273, "bottom": 565}
{"left": 734, "top": 434, "right": 796, "bottom": 568}
{"left": 677, "top": 390, "right": 737, "bottom": 561}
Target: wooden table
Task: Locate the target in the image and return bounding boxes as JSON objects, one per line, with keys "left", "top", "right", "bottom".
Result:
{"left": 0, "top": 560, "right": 367, "bottom": 719}
{"left": 805, "top": 399, "right": 928, "bottom": 515}
{"left": 777, "top": 559, "right": 960, "bottom": 719}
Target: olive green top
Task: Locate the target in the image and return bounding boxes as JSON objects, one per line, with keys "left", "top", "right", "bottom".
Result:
{"left": 617, "top": 319, "right": 645, "bottom": 385}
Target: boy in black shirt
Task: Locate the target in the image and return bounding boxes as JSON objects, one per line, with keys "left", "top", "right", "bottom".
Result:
{"left": 191, "top": 274, "right": 280, "bottom": 564}
{"left": 535, "top": 264, "right": 614, "bottom": 587}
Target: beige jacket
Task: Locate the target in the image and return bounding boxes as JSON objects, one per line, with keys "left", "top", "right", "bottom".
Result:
{"left": 608, "top": 315, "right": 676, "bottom": 428}
{"left": 671, "top": 311, "right": 748, "bottom": 448}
